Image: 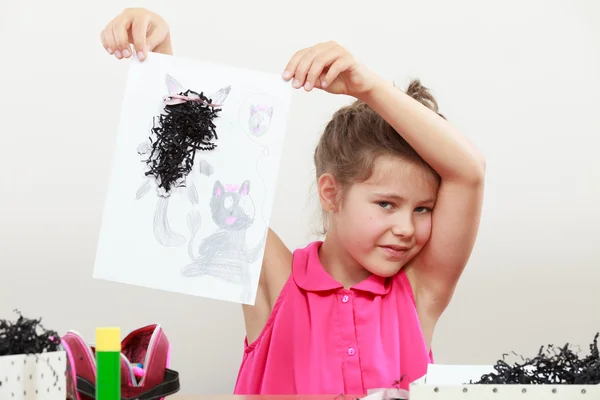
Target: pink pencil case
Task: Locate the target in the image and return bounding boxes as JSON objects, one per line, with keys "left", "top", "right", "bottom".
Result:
{"left": 61, "top": 324, "right": 180, "bottom": 400}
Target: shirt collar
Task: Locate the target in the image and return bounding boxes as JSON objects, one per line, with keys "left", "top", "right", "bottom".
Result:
{"left": 292, "top": 241, "right": 391, "bottom": 296}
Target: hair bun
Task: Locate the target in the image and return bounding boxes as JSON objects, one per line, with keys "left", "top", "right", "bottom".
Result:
{"left": 406, "top": 79, "right": 445, "bottom": 119}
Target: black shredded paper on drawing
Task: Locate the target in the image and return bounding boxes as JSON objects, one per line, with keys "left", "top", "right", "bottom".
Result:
{"left": 473, "top": 333, "right": 600, "bottom": 385}
{"left": 145, "top": 89, "right": 221, "bottom": 193}
{"left": 0, "top": 310, "right": 61, "bottom": 356}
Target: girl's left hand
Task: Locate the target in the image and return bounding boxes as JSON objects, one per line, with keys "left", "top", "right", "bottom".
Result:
{"left": 282, "top": 41, "right": 380, "bottom": 98}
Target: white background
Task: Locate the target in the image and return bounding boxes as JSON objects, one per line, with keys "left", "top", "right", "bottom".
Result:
{"left": 0, "top": 0, "right": 598, "bottom": 394}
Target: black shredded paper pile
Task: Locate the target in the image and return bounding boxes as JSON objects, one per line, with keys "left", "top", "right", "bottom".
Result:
{"left": 145, "top": 89, "right": 221, "bottom": 193}
{"left": 0, "top": 310, "right": 61, "bottom": 356}
{"left": 475, "top": 333, "right": 600, "bottom": 384}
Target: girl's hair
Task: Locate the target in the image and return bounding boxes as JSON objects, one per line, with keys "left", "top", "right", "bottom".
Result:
{"left": 313, "top": 79, "right": 445, "bottom": 232}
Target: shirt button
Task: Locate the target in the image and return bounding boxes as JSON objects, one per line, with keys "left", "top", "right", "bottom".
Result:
{"left": 347, "top": 347, "right": 356, "bottom": 356}
{"left": 341, "top": 295, "right": 349, "bottom": 303}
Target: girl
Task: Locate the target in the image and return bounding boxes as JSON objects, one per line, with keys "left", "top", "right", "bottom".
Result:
{"left": 101, "top": 8, "right": 486, "bottom": 395}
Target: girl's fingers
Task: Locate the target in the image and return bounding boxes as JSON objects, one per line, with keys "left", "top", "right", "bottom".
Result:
{"left": 146, "top": 24, "right": 168, "bottom": 53}
{"left": 112, "top": 17, "right": 132, "bottom": 58}
{"left": 293, "top": 49, "right": 318, "bottom": 89}
{"left": 100, "top": 29, "right": 113, "bottom": 55}
{"left": 131, "top": 14, "right": 150, "bottom": 60}
{"left": 284, "top": 42, "right": 348, "bottom": 91}
{"left": 317, "top": 72, "right": 328, "bottom": 89}
{"left": 305, "top": 48, "right": 342, "bottom": 91}
{"left": 282, "top": 48, "right": 307, "bottom": 82}
{"left": 108, "top": 26, "right": 122, "bottom": 59}
{"left": 322, "top": 57, "right": 351, "bottom": 88}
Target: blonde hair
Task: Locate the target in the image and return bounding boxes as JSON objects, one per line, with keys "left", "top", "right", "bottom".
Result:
{"left": 313, "top": 79, "right": 445, "bottom": 233}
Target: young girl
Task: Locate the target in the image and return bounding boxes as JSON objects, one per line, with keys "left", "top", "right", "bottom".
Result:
{"left": 101, "top": 8, "right": 486, "bottom": 395}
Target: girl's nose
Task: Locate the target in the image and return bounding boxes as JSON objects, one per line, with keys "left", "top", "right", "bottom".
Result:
{"left": 391, "top": 212, "right": 415, "bottom": 238}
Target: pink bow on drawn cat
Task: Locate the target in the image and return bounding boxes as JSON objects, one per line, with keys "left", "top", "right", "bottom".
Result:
{"left": 163, "top": 93, "right": 223, "bottom": 107}
{"left": 215, "top": 183, "right": 249, "bottom": 196}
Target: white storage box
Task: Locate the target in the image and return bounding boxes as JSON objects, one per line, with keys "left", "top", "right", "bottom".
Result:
{"left": 408, "top": 364, "right": 600, "bottom": 400}
{"left": 0, "top": 351, "right": 66, "bottom": 400}
{"left": 409, "top": 382, "right": 598, "bottom": 399}
{"left": 363, "top": 364, "right": 600, "bottom": 400}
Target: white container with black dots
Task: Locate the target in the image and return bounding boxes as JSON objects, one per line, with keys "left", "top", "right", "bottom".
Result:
{"left": 0, "top": 351, "right": 66, "bottom": 400}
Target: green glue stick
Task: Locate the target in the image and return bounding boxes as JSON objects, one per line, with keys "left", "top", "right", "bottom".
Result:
{"left": 96, "top": 327, "right": 121, "bottom": 400}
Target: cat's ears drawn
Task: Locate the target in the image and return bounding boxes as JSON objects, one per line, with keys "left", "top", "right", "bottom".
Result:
{"left": 239, "top": 180, "right": 250, "bottom": 196}
{"left": 166, "top": 74, "right": 185, "bottom": 95}
{"left": 214, "top": 181, "right": 224, "bottom": 197}
{"left": 165, "top": 74, "right": 231, "bottom": 104}
{"left": 165, "top": 74, "right": 201, "bottom": 101}
{"left": 210, "top": 86, "right": 231, "bottom": 105}
{"left": 213, "top": 180, "right": 250, "bottom": 197}
{"left": 250, "top": 105, "right": 274, "bottom": 119}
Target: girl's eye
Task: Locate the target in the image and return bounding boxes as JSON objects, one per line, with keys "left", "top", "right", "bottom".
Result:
{"left": 377, "top": 201, "right": 393, "bottom": 209}
{"left": 414, "top": 207, "right": 431, "bottom": 213}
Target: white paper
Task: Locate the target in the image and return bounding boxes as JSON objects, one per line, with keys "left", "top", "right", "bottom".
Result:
{"left": 93, "top": 52, "right": 292, "bottom": 305}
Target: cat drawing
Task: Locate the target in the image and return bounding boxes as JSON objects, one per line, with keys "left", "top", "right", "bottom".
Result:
{"left": 182, "top": 180, "right": 267, "bottom": 303}
{"left": 135, "top": 74, "right": 231, "bottom": 248}
{"left": 248, "top": 105, "right": 273, "bottom": 137}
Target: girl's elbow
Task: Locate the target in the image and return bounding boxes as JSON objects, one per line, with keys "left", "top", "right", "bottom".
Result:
{"left": 477, "top": 151, "right": 487, "bottom": 171}
{"left": 475, "top": 155, "right": 487, "bottom": 180}
{"left": 450, "top": 155, "right": 486, "bottom": 186}
{"left": 466, "top": 152, "right": 486, "bottom": 185}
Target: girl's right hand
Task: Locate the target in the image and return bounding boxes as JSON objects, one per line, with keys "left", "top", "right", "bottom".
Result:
{"left": 100, "top": 8, "right": 172, "bottom": 61}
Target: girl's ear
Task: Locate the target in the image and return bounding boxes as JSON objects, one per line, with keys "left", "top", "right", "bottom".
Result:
{"left": 317, "top": 173, "right": 340, "bottom": 213}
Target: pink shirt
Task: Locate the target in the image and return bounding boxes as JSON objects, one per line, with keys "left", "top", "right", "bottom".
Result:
{"left": 234, "top": 241, "right": 433, "bottom": 395}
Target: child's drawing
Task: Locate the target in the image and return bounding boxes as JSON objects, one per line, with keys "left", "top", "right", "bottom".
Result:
{"left": 182, "top": 180, "right": 267, "bottom": 303}
{"left": 197, "top": 159, "right": 214, "bottom": 177}
{"left": 93, "top": 52, "right": 292, "bottom": 305}
{"left": 237, "top": 93, "right": 278, "bottom": 230}
{"left": 133, "top": 74, "right": 231, "bottom": 248}
{"left": 248, "top": 105, "right": 273, "bottom": 137}
{"left": 239, "top": 93, "right": 278, "bottom": 150}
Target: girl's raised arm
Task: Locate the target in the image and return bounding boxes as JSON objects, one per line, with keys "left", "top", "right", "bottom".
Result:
{"left": 361, "top": 79, "right": 486, "bottom": 320}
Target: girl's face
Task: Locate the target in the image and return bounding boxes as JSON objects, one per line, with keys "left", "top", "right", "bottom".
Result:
{"left": 329, "top": 156, "right": 439, "bottom": 278}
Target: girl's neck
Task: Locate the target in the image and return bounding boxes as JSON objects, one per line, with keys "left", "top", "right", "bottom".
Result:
{"left": 318, "top": 236, "right": 372, "bottom": 289}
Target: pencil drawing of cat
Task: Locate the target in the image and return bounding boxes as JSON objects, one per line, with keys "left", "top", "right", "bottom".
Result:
{"left": 182, "top": 180, "right": 267, "bottom": 303}
{"left": 134, "top": 74, "right": 231, "bottom": 248}
{"left": 248, "top": 105, "right": 273, "bottom": 137}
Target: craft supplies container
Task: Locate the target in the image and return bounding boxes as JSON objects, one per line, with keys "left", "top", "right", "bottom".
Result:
{"left": 0, "top": 351, "right": 67, "bottom": 400}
